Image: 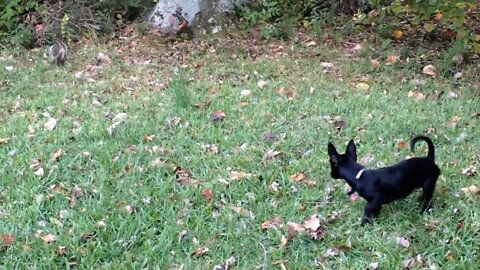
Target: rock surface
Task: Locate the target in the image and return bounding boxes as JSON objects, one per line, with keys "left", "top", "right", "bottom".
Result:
{"left": 148, "top": 0, "right": 246, "bottom": 35}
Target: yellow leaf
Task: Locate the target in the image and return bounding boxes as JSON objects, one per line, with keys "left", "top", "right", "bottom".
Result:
{"left": 392, "top": 29, "right": 403, "bottom": 40}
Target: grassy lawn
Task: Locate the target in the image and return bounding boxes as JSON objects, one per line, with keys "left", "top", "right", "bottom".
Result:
{"left": 0, "top": 33, "right": 479, "bottom": 269}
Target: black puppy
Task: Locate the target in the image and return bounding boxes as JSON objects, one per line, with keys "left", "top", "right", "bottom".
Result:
{"left": 327, "top": 136, "right": 440, "bottom": 225}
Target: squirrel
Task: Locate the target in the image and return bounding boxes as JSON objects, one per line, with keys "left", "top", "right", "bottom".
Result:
{"left": 49, "top": 40, "right": 67, "bottom": 66}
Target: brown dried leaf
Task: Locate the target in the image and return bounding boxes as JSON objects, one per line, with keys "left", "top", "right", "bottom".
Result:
{"left": 395, "top": 236, "right": 410, "bottom": 248}
{"left": 355, "top": 82, "right": 370, "bottom": 90}
{"left": 213, "top": 256, "right": 237, "bottom": 270}
{"left": 422, "top": 65, "right": 436, "bottom": 77}
{"left": 408, "top": 91, "right": 425, "bottom": 101}
{"left": 264, "top": 149, "right": 281, "bottom": 159}
{"left": 69, "top": 186, "right": 84, "bottom": 207}
{"left": 79, "top": 232, "right": 96, "bottom": 244}
{"left": 41, "top": 233, "right": 56, "bottom": 243}
{"left": 304, "top": 214, "right": 321, "bottom": 231}
{"left": 289, "top": 173, "right": 304, "bottom": 182}
{"left": 261, "top": 216, "right": 282, "bottom": 230}
{"left": 0, "top": 234, "right": 15, "bottom": 246}
{"left": 396, "top": 140, "right": 407, "bottom": 149}
{"left": 280, "top": 235, "right": 288, "bottom": 248}
{"left": 44, "top": 118, "right": 58, "bottom": 131}
{"left": 144, "top": 134, "right": 155, "bottom": 142}
{"left": 323, "top": 248, "right": 339, "bottom": 258}
{"left": 359, "top": 153, "right": 373, "bottom": 165}
{"left": 201, "top": 188, "right": 213, "bottom": 201}
{"left": 461, "top": 166, "right": 477, "bottom": 177}
{"left": 51, "top": 149, "right": 64, "bottom": 161}
{"left": 424, "top": 220, "right": 439, "bottom": 231}
{"left": 333, "top": 120, "right": 346, "bottom": 131}
{"left": 386, "top": 55, "right": 399, "bottom": 64}
{"left": 369, "top": 262, "right": 379, "bottom": 269}
{"left": 460, "top": 184, "right": 479, "bottom": 194}
{"left": 230, "top": 170, "right": 252, "bottom": 180}
{"left": 210, "top": 110, "right": 226, "bottom": 121}
{"left": 287, "top": 222, "right": 305, "bottom": 239}
{"left": 447, "top": 115, "right": 461, "bottom": 127}
{"left": 0, "top": 138, "right": 9, "bottom": 144}
{"left": 56, "top": 246, "right": 67, "bottom": 255}
{"left": 263, "top": 130, "right": 277, "bottom": 142}
{"left": 192, "top": 247, "right": 209, "bottom": 257}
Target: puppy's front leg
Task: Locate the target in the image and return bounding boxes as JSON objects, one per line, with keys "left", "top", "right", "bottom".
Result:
{"left": 361, "top": 200, "right": 382, "bottom": 225}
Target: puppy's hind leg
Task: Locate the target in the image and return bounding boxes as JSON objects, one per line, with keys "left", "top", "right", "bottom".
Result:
{"left": 420, "top": 177, "right": 437, "bottom": 213}
{"left": 361, "top": 199, "right": 383, "bottom": 225}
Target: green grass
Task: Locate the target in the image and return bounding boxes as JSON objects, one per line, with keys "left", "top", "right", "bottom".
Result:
{"left": 0, "top": 36, "right": 479, "bottom": 269}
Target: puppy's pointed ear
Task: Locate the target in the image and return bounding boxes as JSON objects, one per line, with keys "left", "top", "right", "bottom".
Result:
{"left": 327, "top": 142, "right": 338, "bottom": 157}
{"left": 346, "top": 139, "right": 357, "bottom": 161}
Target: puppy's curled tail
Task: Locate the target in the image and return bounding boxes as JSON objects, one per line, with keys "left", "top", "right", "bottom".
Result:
{"left": 410, "top": 136, "right": 435, "bottom": 160}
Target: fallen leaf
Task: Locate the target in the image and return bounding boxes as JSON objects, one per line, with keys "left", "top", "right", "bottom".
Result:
{"left": 231, "top": 206, "right": 255, "bottom": 219}
{"left": 210, "top": 110, "right": 226, "bottom": 121}
{"left": 264, "top": 149, "right": 281, "bottom": 159}
{"left": 461, "top": 166, "right": 477, "bottom": 177}
{"left": 44, "top": 118, "right": 58, "bottom": 131}
{"left": 280, "top": 235, "right": 288, "bottom": 248}
{"left": 396, "top": 236, "right": 410, "bottom": 248}
{"left": 257, "top": 80, "right": 267, "bottom": 89}
{"left": 424, "top": 220, "right": 439, "bottom": 231}
{"left": 422, "top": 65, "right": 436, "bottom": 77}
{"left": 287, "top": 222, "right": 305, "bottom": 239}
{"left": 407, "top": 91, "right": 425, "bottom": 101}
{"left": 323, "top": 248, "right": 339, "bottom": 258}
{"left": 396, "top": 140, "right": 407, "bottom": 149}
{"left": 213, "top": 256, "right": 236, "bottom": 270}
{"left": 460, "top": 184, "right": 479, "bottom": 194}
{"left": 447, "top": 115, "right": 461, "bottom": 127}
{"left": 192, "top": 247, "right": 209, "bottom": 257}
{"left": 95, "top": 220, "right": 107, "bottom": 228}
{"left": 304, "top": 214, "right": 321, "bottom": 231}
{"left": 306, "top": 40, "right": 317, "bottom": 47}
{"left": 333, "top": 120, "right": 346, "bottom": 131}
{"left": 392, "top": 29, "right": 403, "bottom": 40}
{"left": 56, "top": 246, "right": 67, "bottom": 255}
{"left": 359, "top": 153, "right": 373, "bottom": 165}
{"left": 355, "top": 82, "right": 370, "bottom": 90}
{"left": 230, "top": 170, "right": 252, "bottom": 180}
{"left": 263, "top": 130, "right": 277, "bottom": 142}
{"left": 201, "top": 188, "right": 213, "bottom": 201}
{"left": 51, "top": 149, "right": 64, "bottom": 161}
{"left": 33, "top": 167, "right": 45, "bottom": 177}
{"left": 240, "top": 89, "right": 251, "bottom": 97}
{"left": 124, "top": 205, "right": 135, "bottom": 215}
{"left": 0, "top": 138, "right": 9, "bottom": 144}
{"left": 370, "top": 59, "right": 380, "bottom": 69}
{"left": 97, "top": 52, "right": 112, "bottom": 64}
{"left": 0, "top": 234, "right": 15, "bottom": 246}
{"left": 79, "top": 232, "right": 96, "bottom": 244}
{"left": 144, "top": 134, "right": 155, "bottom": 142}
{"left": 386, "top": 55, "right": 399, "bottom": 64}
{"left": 402, "top": 258, "right": 414, "bottom": 269}
{"left": 369, "top": 262, "right": 379, "bottom": 269}
{"left": 321, "top": 62, "right": 334, "bottom": 68}
{"left": 69, "top": 186, "right": 84, "bottom": 207}
{"left": 41, "top": 233, "right": 56, "bottom": 243}
{"left": 261, "top": 216, "right": 282, "bottom": 229}
{"left": 289, "top": 173, "right": 305, "bottom": 182}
